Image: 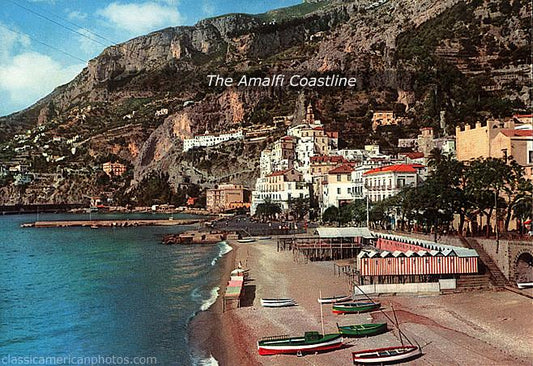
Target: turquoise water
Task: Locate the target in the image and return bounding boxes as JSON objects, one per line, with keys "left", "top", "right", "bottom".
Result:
{"left": 0, "top": 213, "right": 228, "bottom": 365}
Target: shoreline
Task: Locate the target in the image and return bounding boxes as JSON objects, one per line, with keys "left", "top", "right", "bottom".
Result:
{"left": 187, "top": 241, "right": 240, "bottom": 365}
{"left": 189, "top": 238, "right": 533, "bottom": 366}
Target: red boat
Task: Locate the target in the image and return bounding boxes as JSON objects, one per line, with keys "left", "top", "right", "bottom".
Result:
{"left": 258, "top": 332, "right": 343, "bottom": 356}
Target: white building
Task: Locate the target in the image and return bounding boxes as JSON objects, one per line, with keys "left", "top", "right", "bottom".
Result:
{"left": 294, "top": 136, "right": 315, "bottom": 180}
{"left": 352, "top": 161, "right": 384, "bottom": 200}
{"left": 182, "top": 130, "right": 243, "bottom": 152}
{"left": 251, "top": 168, "right": 309, "bottom": 215}
{"left": 259, "top": 149, "right": 273, "bottom": 177}
{"left": 321, "top": 164, "right": 357, "bottom": 212}
{"left": 363, "top": 164, "right": 427, "bottom": 202}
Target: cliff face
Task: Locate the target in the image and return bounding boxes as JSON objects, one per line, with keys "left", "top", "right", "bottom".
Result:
{"left": 0, "top": 0, "right": 530, "bottom": 203}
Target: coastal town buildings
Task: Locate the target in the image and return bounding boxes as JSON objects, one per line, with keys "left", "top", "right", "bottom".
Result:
{"left": 491, "top": 129, "right": 533, "bottom": 180}
{"left": 398, "top": 127, "right": 456, "bottom": 161}
{"left": 455, "top": 119, "right": 516, "bottom": 161}
{"left": 206, "top": 184, "right": 249, "bottom": 212}
{"left": 321, "top": 164, "right": 357, "bottom": 211}
{"left": 363, "top": 164, "right": 426, "bottom": 202}
{"left": 182, "top": 130, "right": 243, "bottom": 152}
{"left": 250, "top": 168, "right": 309, "bottom": 215}
{"left": 455, "top": 119, "right": 532, "bottom": 179}
{"left": 371, "top": 110, "right": 396, "bottom": 131}
{"left": 102, "top": 162, "right": 127, "bottom": 177}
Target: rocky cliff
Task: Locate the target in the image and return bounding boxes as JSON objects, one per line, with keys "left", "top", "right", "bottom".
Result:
{"left": 0, "top": 0, "right": 530, "bottom": 204}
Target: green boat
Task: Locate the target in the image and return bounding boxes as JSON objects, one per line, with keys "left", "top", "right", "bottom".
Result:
{"left": 257, "top": 331, "right": 343, "bottom": 355}
{"left": 332, "top": 302, "right": 381, "bottom": 314}
{"left": 336, "top": 322, "right": 387, "bottom": 337}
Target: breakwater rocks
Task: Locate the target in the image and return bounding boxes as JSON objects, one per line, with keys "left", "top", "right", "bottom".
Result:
{"left": 22, "top": 219, "right": 202, "bottom": 228}
{"left": 162, "top": 230, "right": 232, "bottom": 245}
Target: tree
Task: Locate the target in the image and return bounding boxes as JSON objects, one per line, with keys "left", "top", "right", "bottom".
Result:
{"left": 288, "top": 197, "right": 309, "bottom": 221}
{"left": 255, "top": 197, "right": 282, "bottom": 219}
{"left": 322, "top": 206, "right": 339, "bottom": 224}
{"left": 501, "top": 159, "right": 531, "bottom": 232}
{"left": 427, "top": 150, "right": 471, "bottom": 233}
{"left": 466, "top": 157, "right": 511, "bottom": 236}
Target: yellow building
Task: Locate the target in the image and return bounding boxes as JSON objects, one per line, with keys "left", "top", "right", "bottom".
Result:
{"left": 455, "top": 120, "right": 516, "bottom": 162}
{"left": 491, "top": 129, "right": 533, "bottom": 180}
{"left": 206, "top": 184, "right": 246, "bottom": 212}
{"left": 102, "top": 162, "right": 126, "bottom": 177}
{"left": 372, "top": 111, "right": 396, "bottom": 131}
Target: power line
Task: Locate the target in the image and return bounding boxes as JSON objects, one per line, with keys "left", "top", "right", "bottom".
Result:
{"left": 0, "top": 23, "right": 87, "bottom": 63}
{"left": 18, "top": 0, "right": 119, "bottom": 45}
{"left": 7, "top": 0, "right": 111, "bottom": 48}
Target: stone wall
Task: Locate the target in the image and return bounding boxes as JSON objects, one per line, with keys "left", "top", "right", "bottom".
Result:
{"left": 353, "top": 279, "right": 455, "bottom": 294}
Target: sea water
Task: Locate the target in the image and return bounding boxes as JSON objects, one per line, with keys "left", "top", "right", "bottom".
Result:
{"left": 0, "top": 213, "right": 229, "bottom": 365}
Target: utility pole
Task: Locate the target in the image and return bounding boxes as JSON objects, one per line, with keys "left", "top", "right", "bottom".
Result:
{"left": 495, "top": 189, "right": 499, "bottom": 253}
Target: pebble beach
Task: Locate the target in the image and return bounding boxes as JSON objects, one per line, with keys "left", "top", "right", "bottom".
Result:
{"left": 190, "top": 239, "right": 533, "bottom": 366}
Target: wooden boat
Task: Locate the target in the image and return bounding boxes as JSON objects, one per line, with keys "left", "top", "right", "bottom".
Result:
{"left": 237, "top": 237, "right": 256, "bottom": 243}
{"left": 352, "top": 345, "right": 421, "bottom": 364}
{"left": 257, "top": 236, "right": 272, "bottom": 240}
{"left": 260, "top": 298, "right": 296, "bottom": 307}
{"left": 317, "top": 295, "right": 351, "bottom": 304}
{"left": 337, "top": 323, "right": 387, "bottom": 337}
{"left": 517, "top": 282, "right": 533, "bottom": 289}
{"left": 332, "top": 302, "right": 380, "bottom": 314}
{"left": 257, "top": 331, "right": 343, "bottom": 356}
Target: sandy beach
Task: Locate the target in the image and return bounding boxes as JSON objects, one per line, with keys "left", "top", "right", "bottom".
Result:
{"left": 192, "top": 239, "right": 533, "bottom": 366}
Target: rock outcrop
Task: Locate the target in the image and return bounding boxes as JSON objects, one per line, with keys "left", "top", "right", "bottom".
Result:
{"left": 0, "top": 0, "right": 529, "bottom": 203}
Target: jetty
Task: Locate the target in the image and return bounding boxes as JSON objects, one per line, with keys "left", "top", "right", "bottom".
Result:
{"left": 162, "top": 230, "right": 231, "bottom": 245}
{"left": 21, "top": 219, "right": 203, "bottom": 228}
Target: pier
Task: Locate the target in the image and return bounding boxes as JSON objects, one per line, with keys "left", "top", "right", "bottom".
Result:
{"left": 21, "top": 218, "right": 204, "bottom": 228}
{"left": 277, "top": 236, "right": 362, "bottom": 262}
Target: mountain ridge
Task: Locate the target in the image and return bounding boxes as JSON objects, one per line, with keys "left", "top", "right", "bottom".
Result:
{"left": 0, "top": 0, "right": 530, "bottom": 205}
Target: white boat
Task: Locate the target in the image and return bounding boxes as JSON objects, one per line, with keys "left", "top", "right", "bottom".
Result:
{"left": 257, "top": 236, "right": 271, "bottom": 240}
{"left": 237, "top": 237, "right": 256, "bottom": 243}
{"left": 317, "top": 295, "right": 352, "bottom": 304}
{"left": 261, "top": 298, "right": 296, "bottom": 307}
{"left": 517, "top": 282, "right": 533, "bottom": 289}
{"left": 352, "top": 345, "right": 421, "bottom": 364}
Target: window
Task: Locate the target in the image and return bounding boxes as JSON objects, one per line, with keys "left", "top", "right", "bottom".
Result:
{"left": 337, "top": 174, "right": 341, "bottom": 182}
{"left": 337, "top": 188, "right": 341, "bottom": 194}
{"left": 529, "top": 151, "right": 533, "bottom": 164}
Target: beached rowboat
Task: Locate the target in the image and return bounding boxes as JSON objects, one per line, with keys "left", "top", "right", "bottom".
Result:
{"left": 317, "top": 295, "right": 352, "bottom": 304}
{"left": 517, "top": 282, "right": 533, "bottom": 289}
{"left": 258, "top": 332, "right": 343, "bottom": 356}
{"left": 352, "top": 345, "right": 421, "bottom": 364}
{"left": 332, "top": 302, "right": 381, "bottom": 314}
{"left": 237, "top": 238, "right": 256, "bottom": 243}
{"left": 260, "top": 298, "right": 296, "bottom": 307}
{"left": 337, "top": 322, "right": 387, "bottom": 337}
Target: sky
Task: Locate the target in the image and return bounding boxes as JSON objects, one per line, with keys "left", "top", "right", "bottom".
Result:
{"left": 0, "top": 0, "right": 301, "bottom": 117}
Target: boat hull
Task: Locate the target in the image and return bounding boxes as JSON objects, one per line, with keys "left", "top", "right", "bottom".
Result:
{"left": 260, "top": 299, "right": 296, "bottom": 307}
{"left": 237, "top": 238, "right": 255, "bottom": 243}
{"left": 333, "top": 302, "right": 381, "bottom": 314}
{"left": 258, "top": 336, "right": 343, "bottom": 356}
{"left": 338, "top": 323, "right": 387, "bottom": 337}
{"left": 352, "top": 345, "right": 421, "bottom": 364}
{"left": 318, "top": 295, "right": 352, "bottom": 304}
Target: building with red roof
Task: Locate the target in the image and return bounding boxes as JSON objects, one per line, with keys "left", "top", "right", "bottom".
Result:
{"left": 492, "top": 128, "right": 533, "bottom": 180}
{"left": 363, "top": 164, "right": 427, "bottom": 202}
{"left": 321, "top": 164, "right": 357, "bottom": 211}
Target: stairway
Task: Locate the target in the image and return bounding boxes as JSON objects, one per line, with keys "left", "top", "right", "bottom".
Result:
{"left": 459, "top": 236, "right": 509, "bottom": 288}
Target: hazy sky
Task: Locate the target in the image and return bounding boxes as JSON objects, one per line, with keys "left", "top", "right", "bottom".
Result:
{"left": 0, "top": 0, "right": 301, "bottom": 117}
